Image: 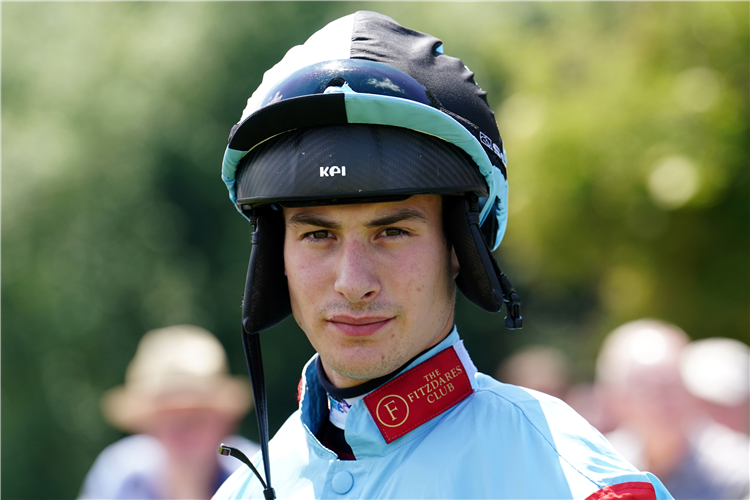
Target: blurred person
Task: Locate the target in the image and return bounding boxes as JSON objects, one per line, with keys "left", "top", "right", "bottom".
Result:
{"left": 78, "top": 325, "right": 259, "bottom": 500}
{"left": 596, "top": 319, "right": 749, "bottom": 499}
{"left": 212, "top": 11, "right": 672, "bottom": 500}
{"left": 680, "top": 337, "right": 750, "bottom": 435}
{"left": 495, "top": 345, "right": 570, "bottom": 400}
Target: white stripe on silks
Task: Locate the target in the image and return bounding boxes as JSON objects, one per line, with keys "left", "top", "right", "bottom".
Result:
{"left": 454, "top": 339, "right": 478, "bottom": 382}
{"left": 240, "top": 13, "right": 355, "bottom": 122}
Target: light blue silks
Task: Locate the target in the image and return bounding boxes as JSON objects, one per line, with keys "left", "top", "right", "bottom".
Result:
{"left": 212, "top": 330, "right": 675, "bottom": 500}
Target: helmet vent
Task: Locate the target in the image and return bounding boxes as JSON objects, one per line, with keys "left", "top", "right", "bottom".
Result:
{"left": 327, "top": 77, "right": 346, "bottom": 88}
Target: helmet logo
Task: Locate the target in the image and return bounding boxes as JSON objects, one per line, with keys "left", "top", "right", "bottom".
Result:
{"left": 320, "top": 166, "right": 347, "bottom": 177}
{"left": 479, "top": 131, "right": 493, "bottom": 148}
{"left": 479, "top": 131, "right": 506, "bottom": 166}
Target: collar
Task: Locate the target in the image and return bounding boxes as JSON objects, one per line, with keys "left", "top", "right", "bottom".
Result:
{"left": 326, "top": 393, "right": 362, "bottom": 430}
{"left": 297, "top": 327, "right": 478, "bottom": 458}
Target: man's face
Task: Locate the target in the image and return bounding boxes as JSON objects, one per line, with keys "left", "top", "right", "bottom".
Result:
{"left": 283, "top": 195, "right": 459, "bottom": 388}
{"left": 147, "top": 407, "right": 237, "bottom": 466}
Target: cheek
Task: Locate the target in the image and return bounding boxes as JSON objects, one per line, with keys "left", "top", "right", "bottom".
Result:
{"left": 285, "top": 246, "right": 331, "bottom": 305}
{"left": 382, "top": 245, "right": 448, "bottom": 297}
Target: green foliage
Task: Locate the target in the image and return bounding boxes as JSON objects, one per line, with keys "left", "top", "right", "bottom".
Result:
{"left": 2, "top": 3, "right": 747, "bottom": 498}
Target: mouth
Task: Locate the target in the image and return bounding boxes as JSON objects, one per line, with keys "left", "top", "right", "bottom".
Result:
{"left": 326, "top": 315, "right": 394, "bottom": 337}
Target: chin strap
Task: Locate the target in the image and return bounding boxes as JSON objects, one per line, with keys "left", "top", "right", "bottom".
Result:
{"left": 219, "top": 444, "right": 275, "bottom": 500}
{"left": 467, "top": 196, "right": 523, "bottom": 330}
{"left": 498, "top": 271, "right": 523, "bottom": 329}
{"left": 240, "top": 329, "right": 276, "bottom": 500}
{"left": 218, "top": 217, "right": 276, "bottom": 500}
{"left": 217, "top": 331, "right": 276, "bottom": 500}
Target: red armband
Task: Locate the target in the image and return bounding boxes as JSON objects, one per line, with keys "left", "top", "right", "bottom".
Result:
{"left": 585, "top": 482, "right": 657, "bottom": 500}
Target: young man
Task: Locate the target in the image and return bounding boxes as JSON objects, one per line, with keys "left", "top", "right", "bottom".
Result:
{"left": 214, "top": 11, "right": 673, "bottom": 500}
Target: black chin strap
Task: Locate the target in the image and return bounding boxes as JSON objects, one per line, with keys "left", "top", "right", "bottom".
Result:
{"left": 498, "top": 271, "right": 523, "bottom": 329}
{"left": 219, "top": 443, "right": 270, "bottom": 494}
{"left": 217, "top": 331, "right": 276, "bottom": 500}
{"left": 240, "top": 329, "right": 276, "bottom": 500}
{"left": 219, "top": 222, "right": 276, "bottom": 500}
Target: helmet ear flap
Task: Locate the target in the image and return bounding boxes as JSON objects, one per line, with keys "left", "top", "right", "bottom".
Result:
{"left": 479, "top": 200, "right": 499, "bottom": 250}
{"left": 242, "top": 207, "right": 292, "bottom": 334}
{"left": 443, "top": 195, "right": 504, "bottom": 312}
{"left": 444, "top": 195, "right": 523, "bottom": 328}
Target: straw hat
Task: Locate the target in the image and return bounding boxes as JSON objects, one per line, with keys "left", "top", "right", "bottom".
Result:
{"left": 101, "top": 325, "right": 252, "bottom": 433}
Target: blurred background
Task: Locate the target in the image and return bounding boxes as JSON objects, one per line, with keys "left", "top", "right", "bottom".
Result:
{"left": 2, "top": 2, "right": 747, "bottom": 499}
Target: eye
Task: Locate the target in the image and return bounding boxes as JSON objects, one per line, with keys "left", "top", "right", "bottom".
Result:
{"left": 302, "top": 229, "right": 333, "bottom": 242}
{"left": 305, "top": 229, "right": 333, "bottom": 242}
{"left": 379, "top": 227, "right": 409, "bottom": 239}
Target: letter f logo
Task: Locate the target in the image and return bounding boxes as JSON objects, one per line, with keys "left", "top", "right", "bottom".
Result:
{"left": 383, "top": 400, "right": 399, "bottom": 421}
{"left": 375, "top": 395, "right": 409, "bottom": 428}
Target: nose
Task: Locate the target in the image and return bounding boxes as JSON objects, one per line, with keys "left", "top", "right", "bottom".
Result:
{"left": 333, "top": 239, "right": 380, "bottom": 303}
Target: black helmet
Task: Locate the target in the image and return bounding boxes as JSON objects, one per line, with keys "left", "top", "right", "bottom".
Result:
{"left": 219, "top": 12, "right": 521, "bottom": 497}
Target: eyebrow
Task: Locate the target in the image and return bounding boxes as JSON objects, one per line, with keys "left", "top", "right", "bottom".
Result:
{"left": 286, "top": 212, "right": 342, "bottom": 229}
{"left": 364, "top": 208, "right": 428, "bottom": 228}
{"left": 286, "top": 207, "right": 428, "bottom": 229}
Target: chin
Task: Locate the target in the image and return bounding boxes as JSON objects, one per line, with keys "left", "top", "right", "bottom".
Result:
{"left": 328, "top": 352, "right": 399, "bottom": 382}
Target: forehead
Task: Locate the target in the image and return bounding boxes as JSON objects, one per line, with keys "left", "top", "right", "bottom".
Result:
{"left": 282, "top": 194, "right": 442, "bottom": 225}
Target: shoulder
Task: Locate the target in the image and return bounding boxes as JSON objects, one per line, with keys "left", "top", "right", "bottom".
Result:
{"left": 457, "top": 374, "right": 617, "bottom": 464}
{"left": 468, "top": 373, "right": 623, "bottom": 463}
{"left": 218, "top": 435, "right": 262, "bottom": 476}
{"left": 78, "top": 435, "right": 165, "bottom": 499}
{"left": 85, "top": 434, "right": 165, "bottom": 474}
{"left": 213, "top": 412, "right": 311, "bottom": 500}
{"left": 468, "top": 372, "right": 607, "bottom": 443}
{"left": 456, "top": 374, "right": 673, "bottom": 499}
{"left": 690, "top": 421, "right": 750, "bottom": 497}
{"left": 213, "top": 466, "right": 255, "bottom": 500}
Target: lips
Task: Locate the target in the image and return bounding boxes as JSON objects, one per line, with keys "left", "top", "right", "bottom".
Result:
{"left": 326, "top": 315, "right": 394, "bottom": 337}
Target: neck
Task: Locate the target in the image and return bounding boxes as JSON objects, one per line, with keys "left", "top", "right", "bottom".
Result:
{"left": 317, "top": 356, "right": 402, "bottom": 399}
{"left": 640, "top": 425, "right": 689, "bottom": 478}
{"left": 162, "top": 456, "right": 218, "bottom": 499}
